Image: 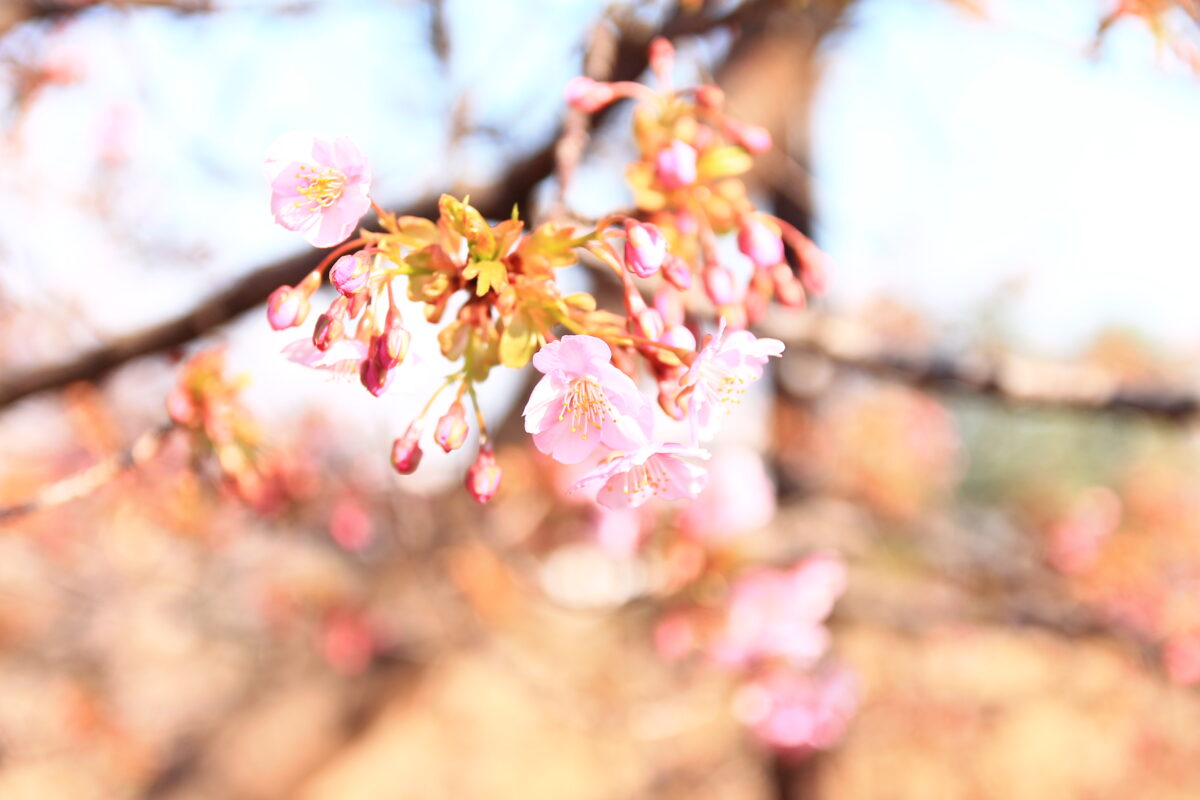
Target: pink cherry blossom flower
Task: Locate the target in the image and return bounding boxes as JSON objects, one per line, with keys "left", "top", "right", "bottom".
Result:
{"left": 523, "top": 335, "right": 652, "bottom": 464}
{"left": 571, "top": 443, "right": 709, "bottom": 510}
{"left": 265, "top": 132, "right": 372, "bottom": 248}
{"left": 709, "top": 553, "right": 846, "bottom": 668}
{"left": 682, "top": 319, "right": 784, "bottom": 442}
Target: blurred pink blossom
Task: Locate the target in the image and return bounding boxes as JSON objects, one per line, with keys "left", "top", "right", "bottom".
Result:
{"left": 677, "top": 447, "right": 776, "bottom": 541}
{"left": 572, "top": 443, "right": 709, "bottom": 510}
{"left": 710, "top": 554, "right": 846, "bottom": 668}
{"left": 732, "top": 665, "right": 858, "bottom": 756}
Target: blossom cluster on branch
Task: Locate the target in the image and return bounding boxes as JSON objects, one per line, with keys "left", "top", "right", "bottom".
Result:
{"left": 259, "top": 38, "right": 818, "bottom": 509}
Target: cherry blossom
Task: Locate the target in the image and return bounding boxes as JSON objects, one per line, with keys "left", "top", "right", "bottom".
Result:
{"left": 682, "top": 320, "right": 784, "bottom": 442}
{"left": 265, "top": 132, "right": 372, "bottom": 248}
{"left": 523, "top": 335, "right": 652, "bottom": 464}
{"left": 571, "top": 442, "right": 709, "bottom": 510}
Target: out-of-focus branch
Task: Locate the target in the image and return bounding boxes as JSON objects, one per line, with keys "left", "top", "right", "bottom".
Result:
{"left": 0, "top": 420, "right": 174, "bottom": 523}
{"left": 0, "top": 0, "right": 210, "bottom": 36}
{"left": 770, "top": 311, "right": 1200, "bottom": 422}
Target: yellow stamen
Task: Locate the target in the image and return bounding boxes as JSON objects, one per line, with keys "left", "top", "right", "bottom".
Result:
{"left": 557, "top": 377, "right": 613, "bottom": 440}
{"left": 293, "top": 164, "right": 347, "bottom": 210}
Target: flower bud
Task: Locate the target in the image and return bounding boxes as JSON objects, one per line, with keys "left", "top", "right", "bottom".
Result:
{"left": 359, "top": 357, "right": 392, "bottom": 397}
{"left": 649, "top": 36, "right": 675, "bottom": 80}
{"left": 466, "top": 446, "right": 502, "bottom": 504}
{"left": 727, "top": 119, "right": 772, "bottom": 154}
{"left": 695, "top": 84, "right": 725, "bottom": 109}
{"left": 391, "top": 423, "right": 424, "bottom": 475}
{"left": 382, "top": 309, "right": 410, "bottom": 365}
{"left": 312, "top": 312, "right": 343, "bottom": 351}
{"left": 660, "top": 324, "right": 696, "bottom": 352}
{"left": 166, "top": 386, "right": 197, "bottom": 427}
{"left": 266, "top": 286, "right": 308, "bottom": 330}
{"left": 634, "top": 308, "right": 665, "bottom": 342}
{"left": 434, "top": 401, "right": 469, "bottom": 453}
{"left": 738, "top": 217, "right": 785, "bottom": 269}
{"left": 703, "top": 264, "right": 737, "bottom": 306}
{"left": 330, "top": 251, "right": 371, "bottom": 296}
{"left": 656, "top": 140, "right": 697, "bottom": 190}
{"left": 771, "top": 262, "right": 806, "bottom": 309}
{"left": 660, "top": 254, "right": 692, "bottom": 291}
{"left": 623, "top": 219, "right": 668, "bottom": 278}
{"left": 564, "top": 76, "right": 617, "bottom": 113}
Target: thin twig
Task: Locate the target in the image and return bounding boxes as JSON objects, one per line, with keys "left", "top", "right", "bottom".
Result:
{"left": 0, "top": 420, "right": 175, "bottom": 522}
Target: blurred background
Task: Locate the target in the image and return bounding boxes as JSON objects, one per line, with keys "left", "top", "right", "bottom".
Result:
{"left": 3, "top": 0, "right": 1200, "bottom": 798}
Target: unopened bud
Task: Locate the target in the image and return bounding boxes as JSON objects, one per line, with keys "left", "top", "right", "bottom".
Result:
{"left": 312, "top": 312, "right": 343, "bottom": 351}
{"left": 695, "top": 84, "right": 725, "bottom": 109}
{"left": 623, "top": 219, "right": 668, "bottom": 278}
{"left": 660, "top": 324, "right": 697, "bottom": 352}
{"left": 738, "top": 217, "right": 785, "bottom": 269}
{"left": 266, "top": 286, "right": 308, "bottom": 330}
{"left": 564, "top": 76, "right": 617, "bottom": 113}
{"left": 382, "top": 310, "right": 410, "bottom": 365}
{"left": 727, "top": 119, "right": 772, "bottom": 154}
{"left": 466, "top": 446, "right": 502, "bottom": 504}
{"left": 656, "top": 139, "right": 697, "bottom": 190}
{"left": 330, "top": 251, "right": 371, "bottom": 296}
{"left": 391, "top": 423, "right": 424, "bottom": 475}
{"left": 662, "top": 254, "right": 692, "bottom": 291}
{"left": 648, "top": 36, "right": 675, "bottom": 80}
{"left": 634, "top": 308, "right": 665, "bottom": 342}
{"left": 703, "top": 264, "right": 737, "bottom": 306}
{"left": 359, "top": 357, "right": 392, "bottom": 397}
{"left": 434, "top": 401, "right": 470, "bottom": 453}
{"left": 771, "top": 262, "right": 806, "bottom": 308}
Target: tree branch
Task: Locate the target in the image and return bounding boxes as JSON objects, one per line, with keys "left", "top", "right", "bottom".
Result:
{"left": 0, "top": 0, "right": 787, "bottom": 412}
{"left": 771, "top": 311, "right": 1200, "bottom": 422}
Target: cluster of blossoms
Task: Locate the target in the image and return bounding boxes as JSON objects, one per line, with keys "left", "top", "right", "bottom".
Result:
{"left": 165, "top": 350, "right": 274, "bottom": 508}
{"left": 261, "top": 38, "right": 803, "bottom": 508}
{"left": 655, "top": 553, "right": 857, "bottom": 757}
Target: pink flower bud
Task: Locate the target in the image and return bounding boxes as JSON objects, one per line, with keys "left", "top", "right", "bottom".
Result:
{"left": 738, "top": 218, "right": 785, "bottom": 269}
{"left": 623, "top": 220, "right": 668, "bottom": 278}
{"left": 727, "top": 120, "right": 772, "bottom": 154}
{"left": 312, "top": 312, "right": 343, "bottom": 351}
{"left": 695, "top": 84, "right": 725, "bottom": 109}
{"left": 466, "top": 447, "right": 502, "bottom": 504}
{"left": 771, "top": 262, "right": 806, "bottom": 308}
{"left": 703, "top": 264, "right": 737, "bottom": 306}
{"left": 266, "top": 286, "right": 308, "bottom": 330}
{"left": 564, "top": 76, "right": 617, "bottom": 113}
{"left": 166, "top": 386, "right": 197, "bottom": 426}
{"left": 382, "top": 309, "right": 410, "bottom": 365}
{"left": 649, "top": 36, "right": 675, "bottom": 79}
{"left": 634, "top": 308, "right": 665, "bottom": 342}
{"left": 662, "top": 254, "right": 692, "bottom": 291}
{"left": 434, "top": 401, "right": 470, "bottom": 453}
{"left": 656, "top": 140, "right": 697, "bottom": 190}
{"left": 391, "top": 423, "right": 424, "bottom": 475}
{"left": 660, "top": 324, "right": 696, "bottom": 352}
{"left": 330, "top": 251, "right": 371, "bottom": 296}
{"left": 359, "top": 357, "right": 392, "bottom": 397}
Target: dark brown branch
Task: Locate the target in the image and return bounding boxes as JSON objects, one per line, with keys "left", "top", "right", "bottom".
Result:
{"left": 770, "top": 311, "right": 1200, "bottom": 423}
{"left": 0, "top": 0, "right": 786, "bottom": 412}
